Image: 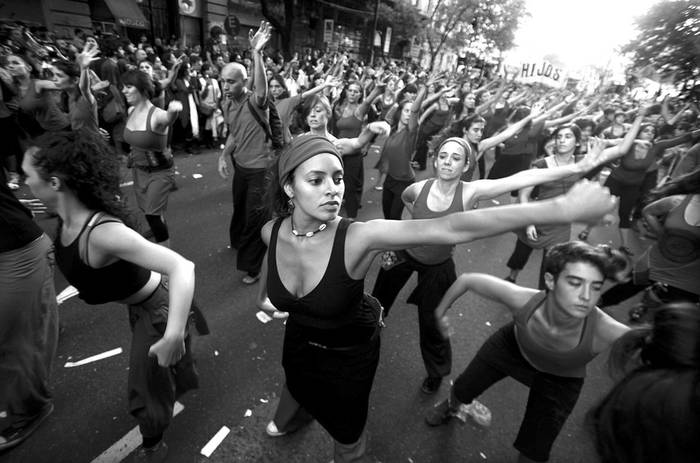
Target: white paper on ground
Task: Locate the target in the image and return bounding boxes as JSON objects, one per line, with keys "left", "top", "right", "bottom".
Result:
{"left": 64, "top": 347, "right": 122, "bottom": 368}
{"left": 200, "top": 426, "right": 231, "bottom": 458}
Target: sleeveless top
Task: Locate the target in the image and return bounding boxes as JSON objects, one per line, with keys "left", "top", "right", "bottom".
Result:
{"left": 657, "top": 195, "right": 700, "bottom": 263}
{"left": 513, "top": 291, "right": 599, "bottom": 378}
{"left": 267, "top": 218, "right": 367, "bottom": 331}
{"left": 531, "top": 155, "right": 584, "bottom": 200}
{"left": 123, "top": 105, "right": 170, "bottom": 166}
{"left": 54, "top": 212, "right": 151, "bottom": 305}
{"left": 406, "top": 179, "right": 465, "bottom": 265}
{"left": 383, "top": 127, "right": 417, "bottom": 181}
{"left": 334, "top": 107, "right": 363, "bottom": 155}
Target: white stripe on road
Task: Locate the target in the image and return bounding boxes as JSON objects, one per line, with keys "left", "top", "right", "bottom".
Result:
{"left": 200, "top": 426, "right": 231, "bottom": 458}
{"left": 119, "top": 181, "right": 134, "bottom": 187}
{"left": 91, "top": 401, "right": 184, "bottom": 463}
{"left": 56, "top": 285, "right": 79, "bottom": 305}
{"left": 64, "top": 348, "right": 123, "bottom": 368}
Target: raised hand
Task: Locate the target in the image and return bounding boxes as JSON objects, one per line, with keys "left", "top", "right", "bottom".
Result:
{"left": 557, "top": 179, "right": 617, "bottom": 224}
{"left": 249, "top": 21, "right": 272, "bottom": 53}
{"left": 579, "top": 137, "right": 606, "bottom": 170}
{"left": 76, "top": 43, "right": 100, "bottom": 69}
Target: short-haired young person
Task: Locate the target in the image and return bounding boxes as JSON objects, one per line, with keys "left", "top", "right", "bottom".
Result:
{"left": 426, "top": 241, "right": 630, "bottom": 463}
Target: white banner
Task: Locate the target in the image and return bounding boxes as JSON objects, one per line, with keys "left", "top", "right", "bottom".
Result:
{"left": 514, "top": 60, "right": 567, "bottom": 88}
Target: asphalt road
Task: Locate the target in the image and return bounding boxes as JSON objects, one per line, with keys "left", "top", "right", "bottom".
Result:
{"left": 3, "top": 147, "right": 633, "bottom": 463}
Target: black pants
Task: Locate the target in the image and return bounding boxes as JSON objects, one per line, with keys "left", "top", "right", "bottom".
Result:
{"left": 342, "top": 154, "right": 364, "bottom": 218}
{"left": 230, "top": 161, "right": 268, "bottom": 275}
{"left": 600, "top": 279, "right": 699, "bottom": 307}
{"left": 451, "top": 323, "right": 583, "bottom": 462}
{"left": 507, "top": 239, "right": 547, "bottom": 289}
{"left": 382, "top": 175, "right": 413, "bottom": 220}
{"left": 372, "top": 253, "right": 454, "bottom": 378}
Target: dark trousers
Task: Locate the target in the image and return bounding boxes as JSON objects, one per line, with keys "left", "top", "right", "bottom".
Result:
{"left": 0, "top": 235, "right": 58, "bottom": 426}
{"left": 127, "top": 284, "right": 200, "bottom": 440}
{"left": 506, "top": 239, "right": 547, "bottom": 289}
{"left": 342, "top": 154, "right": 364, "bottom": 218}
{"left": 230, "top": 161, "right": 268, "bottom": 275}
{"left": 372, "top": 253, "right": 454, "bottom": 378}
{"left": 452, "top": 323, "right": 583, "bottom": 462}
{"left": 382, "top": 175, "right": 413, "bottom": 220}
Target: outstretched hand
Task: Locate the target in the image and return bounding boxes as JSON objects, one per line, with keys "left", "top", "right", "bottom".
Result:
{"left": 76, "top": 43, "right": 100, "bottom": 69}
{"left": 558, "top": 180, "right": 617, "bottom": 224}
{"left": 579, "top": 137, "right": 606, "bottom": 170}
{"left": 249, "top": 21, "right": 272, "bottom": 53}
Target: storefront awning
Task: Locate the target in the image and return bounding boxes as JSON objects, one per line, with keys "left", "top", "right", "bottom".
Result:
{"left": 103, "top": 0, "right": 148, "bottom": 30}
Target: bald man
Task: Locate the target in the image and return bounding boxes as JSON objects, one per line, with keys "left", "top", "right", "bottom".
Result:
{"left": 217, "top": 22, "right": 272, "bottom": 284}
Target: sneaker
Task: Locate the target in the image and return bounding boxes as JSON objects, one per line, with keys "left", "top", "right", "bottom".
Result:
{"left": 421, "top": 376, "right": 442, "bottom": 395}
{"left": 242, "top": 273, "right": 260, "bottom": 285}
{"left": 0, "top": 402, "right": 54, "bottom": 452}
{"left": 129, "top": 440, "right": 168, "bottom": 463}
{"left": 425, "top": 399, "right": 453, "bottom": 426}
{"left": 265, "top": 420, "right": 287, "bottom": 437}
{"left": 461, "top": 399, "right": 492, "bottom": 427}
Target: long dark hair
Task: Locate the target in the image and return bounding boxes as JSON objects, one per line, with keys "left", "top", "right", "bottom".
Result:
{"left": 429, "top": 114, "right": 486, "bottom": 155}
{"left": 30, "top": 130, "right": 136, "bottom": 228}
{"left": 588, "top": 303, "right": 700, "bottom": 463}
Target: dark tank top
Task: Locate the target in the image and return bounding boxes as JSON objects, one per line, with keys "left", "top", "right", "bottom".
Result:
{"left": 267, "top": 218, "right": 372, "bottom": 332}
{"left": 406, "top": 179, "right": 465, "bottom": 264}
{"left": 54, "top": 212, "right": 151, "bottom": 305}
{"left": 658, "top": 194, "right": 700, "bottom": 263}
{"left": 513, "top": 291, "right": 599, "bottom": 378}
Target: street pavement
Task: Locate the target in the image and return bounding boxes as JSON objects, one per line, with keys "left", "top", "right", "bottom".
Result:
{"left": 3, "top": 147, "right": 634, "bottom": 463}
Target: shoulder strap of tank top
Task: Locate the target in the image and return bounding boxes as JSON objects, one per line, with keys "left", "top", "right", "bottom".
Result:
{"left": 514, "top": 290, "right": 547, "bottom": 323}
{"left": 415, "top": 179, "right": 435, "bottom": 206}
{"left": 80, "top": 212, "right": 123, "bottom": 268}
{"left": 269, "top": 217, "right": 284, "bottom": 264}
{"left": 146, "top": 105, "right": 157, "bottom": 133}
{"left": 449, "top": 181, "right": 465, "bottom": 212}
{"left": 329, "top": 218, "right": 352, "bottom": 272}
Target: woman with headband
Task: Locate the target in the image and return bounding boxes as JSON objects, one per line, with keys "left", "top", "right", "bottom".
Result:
{"left": 371, "top": 134, "right": 623, "bottom": 396}
{"left": 256, "top": 133, "right": 617, "bottom": 462}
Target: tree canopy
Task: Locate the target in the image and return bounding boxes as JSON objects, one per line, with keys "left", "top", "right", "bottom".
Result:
{"left": 622, "top": 0, "right": 700, "bottom": 100}
{"left": 421, "top": 0, "right": 527, "bottom": 70}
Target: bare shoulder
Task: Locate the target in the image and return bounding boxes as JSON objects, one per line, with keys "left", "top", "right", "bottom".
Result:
{"left": 594, "top": 308, "right": 630, "bottom": 352}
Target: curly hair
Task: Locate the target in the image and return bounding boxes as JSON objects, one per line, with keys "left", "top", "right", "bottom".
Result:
{"left": 30, "top": 130, "right": 136, "bottom": 228}
{"left": 543, "top": 241, "right": 610, "bottom": 281}
{"left": 268, "top": 73, "right": 290, "bottom": 100}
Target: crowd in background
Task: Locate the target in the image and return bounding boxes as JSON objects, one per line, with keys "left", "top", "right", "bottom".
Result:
{"left": 2, "top": 17, "right": 700, "bottom": 463}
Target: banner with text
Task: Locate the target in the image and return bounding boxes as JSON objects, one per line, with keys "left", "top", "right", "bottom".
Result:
{"left": 513, "top": 60, "right": 567, "bottom": 88}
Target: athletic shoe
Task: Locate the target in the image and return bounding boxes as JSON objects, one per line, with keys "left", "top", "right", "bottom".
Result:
{"left": 265, "top": 421, "right": 287, "bottom": 437}
{"left": 425, "top": 399, "right": 454, "bottom": 426}
{"left": 0, "top": 402, "right": 54, "bottom": 452}
{"left": 421, "top": 376, "right": 442, "bottom": 395}
{"left": 242, "top": 273, "right": 260, "bottom": 285}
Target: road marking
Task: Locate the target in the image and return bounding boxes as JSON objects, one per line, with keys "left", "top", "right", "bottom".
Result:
{"left": 200, "top": 426, "right": 230, "bottom": 458}
{"left": 119, "top": 181, "right": 134, "bottom": 187}
{"left": 91, "top": 401, "right": 184, "bottom": 463}
{"left": 56, "top": 285, "right": 79, "bottom": 305}
{"left": 64, "top": 348, "right": 123, "bottom": 368}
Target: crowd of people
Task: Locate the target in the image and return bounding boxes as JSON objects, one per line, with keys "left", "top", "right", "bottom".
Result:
{"left": 2, "top": 18, "right": 700, "bottom": 463}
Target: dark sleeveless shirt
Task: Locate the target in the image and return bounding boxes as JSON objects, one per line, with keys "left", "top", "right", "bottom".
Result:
{"left": 267, "top": 218, "right": 375, "bottom": 346}
{"left": 658, "top": 195, "right": 700, "bottom": 263}
{"left": 54, "top": 212, "right": 151, "bottom": 305}
{"left": 406, "top": 179, "right": 465, "bottom": 265}
{"left": 513, "top": 291, "right": 599, "bottom": 378}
